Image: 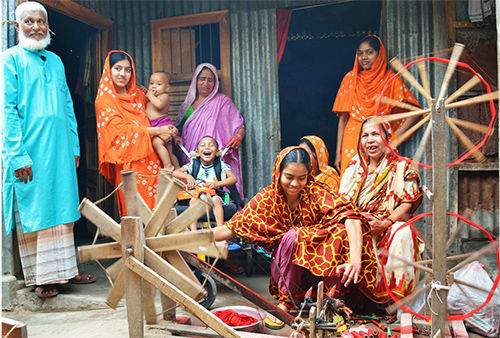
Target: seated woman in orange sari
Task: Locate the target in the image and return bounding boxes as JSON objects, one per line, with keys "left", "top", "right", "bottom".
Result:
{"left": 339, "top": 117, "right": 424, "bottom": 303}
{"left": 332, "top": 35, "right": 419, "bottom": 174}
{"left": 95, "top": 51, "right": 176, "bottom": 214}
{"left": 214, "top": 147, "right": 378, "bottom": 328}
{"left": 299, "top": 135, "right": 340, "bottom": 191}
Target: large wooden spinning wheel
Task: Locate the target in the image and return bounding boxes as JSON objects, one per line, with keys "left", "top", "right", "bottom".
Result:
{"left": 374, "top": 43, "right": 499, "bottom": 326}
{"left": 376, "top": 43, "right": 498, "bottom": 168}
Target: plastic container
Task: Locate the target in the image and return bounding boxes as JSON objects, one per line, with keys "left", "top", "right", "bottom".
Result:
{"left": 211, "top": 305, "right": 265, "bottom": 332}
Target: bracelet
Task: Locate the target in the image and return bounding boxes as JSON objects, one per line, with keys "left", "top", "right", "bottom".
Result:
{"left": 385, "top": 217, "right": 395, "bottom": 226}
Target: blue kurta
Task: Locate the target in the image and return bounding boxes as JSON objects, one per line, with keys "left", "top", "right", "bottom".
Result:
{"left": 2, "top": 45, "right": 80, "bottom": 235}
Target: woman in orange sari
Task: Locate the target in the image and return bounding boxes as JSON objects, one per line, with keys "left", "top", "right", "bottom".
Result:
{"left": 332, "top": 35, "right": 419, "bottom": 174}
{"left": 339, "top": 117, "right": 424, "bottom": 303}
{"left": 299, "top": 135, "right": 340, "bottom": 190}
{"left": 95, "top": 51, "right": 175, "bottom": 214}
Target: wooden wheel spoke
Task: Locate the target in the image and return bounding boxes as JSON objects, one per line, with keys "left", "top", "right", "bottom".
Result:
{"left": 446, "top": 117, "right": 489, "bottom": 134}
{"left": 393, "top": 114, "right": 431, "bottom": 147}
{"left": 418, "top": 252, "right": 471, "bottom": 266}
{"left": 413, "top": 121, "right": 432, "bottom": 164}
{"left": 390, "top": 57, "right": 433, "bottom": 102}
{"left": 418, "top": 61, "right": 432, "bottom": 107}
{"left": 378, "top": 95, "right": 421, "bottom": 111}
{"left": 384, "top": 250, "right": 433, "bottom": 274}
{"left": 445, "top": 76, "right": 481, "bottom": 104}
{"left": 380, "top": 108, "right": 431, "bottom": 123}
{"left": 445, "top": 90, "right": 499, "bottom": 110}
{"left": 452, "top": 276, "right": 493, "bottom": 295}
{"left": 437, "top": 43, "right": 465, "bottom": 103}
{"left": 445, "top": 117, "right": 486, "bottom": 162}
{"left": 447, "top": 240, "right": 498, "bottom": 274}
{"left": 446, "top": 219, "right": 466, "bottom": 251}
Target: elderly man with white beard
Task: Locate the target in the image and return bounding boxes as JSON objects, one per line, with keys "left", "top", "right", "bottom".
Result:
{"left": 2, "top": 1, "right": 95, "bottom": 298}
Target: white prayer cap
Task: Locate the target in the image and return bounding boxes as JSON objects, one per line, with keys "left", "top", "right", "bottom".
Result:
{"left": 15, "top": 2, "right": 48, "bottom": 24}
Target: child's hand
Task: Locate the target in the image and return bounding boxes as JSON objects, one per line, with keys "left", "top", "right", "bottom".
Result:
{"left": 166, "top": 125, "right": 178, "bottom": 136}
{"left": 206, "top": 181, "right": 218, "bottom": 189}
{"left": 158, "top": 126, "right": 173, "bottom": 142}
{"left": 174, "top": 135, "right": 183, "bottom": 146}
{"left": 139, "top": 86, "right": 148, "bottom": 95}
{"left": 186, "top": 175, "right": 196, "bottom": 189}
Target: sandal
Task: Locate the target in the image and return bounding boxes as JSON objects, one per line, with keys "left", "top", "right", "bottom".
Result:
{"left": 35, "top": 285, "right": 59, "bottom": 298}
{"left": 264, "top": 314, "right": 285, "bottom": 330}
{"left": 69, "top": 273, "right": 96, "bottom": 284}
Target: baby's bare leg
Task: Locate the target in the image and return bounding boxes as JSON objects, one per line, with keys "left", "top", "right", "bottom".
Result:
{"left": 166, "top": 141, "right": 180, "bottom": 169}
{"left": 189, "top": 198, "right": 199, "bottom": 231}
{"left": 152, "top": 136, "right": 174, "bottom": 170}
{"left": 212, "top": 196, "right": 224, "bottom": 227}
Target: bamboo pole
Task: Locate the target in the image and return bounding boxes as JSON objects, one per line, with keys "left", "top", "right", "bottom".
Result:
{"left": 390, "top": 57, "right": 433, "bottom": 102}
{"left": 445, "top": 76, "right": 481, "bottom": 104}
{"left": 446, "top": 117, "right": 486, "bottom": 162}
{"left": 393, "top": 114, "right": 432, "bottom": 147}
{"left": 413, "top": 121, "right": 433, "bottom": 164}
{"left": 380, "top": 108, "right": 431, "bottom": 123}
{"left": 437, "top": 43, "right": 464, "bottom": 103}
{"left": 444, "top": 90, "right": 499, "bottom": 110}
{"left": 446, "top": 117, "right": 489, "bottom": 134}
{"left": 418, "top": 61, "right": 433, "bottom": 108}
{"left": 379, "top": 95, "right": 421, "bottom": 111}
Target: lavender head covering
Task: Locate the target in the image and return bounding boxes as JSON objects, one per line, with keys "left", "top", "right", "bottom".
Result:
{"left": 176, "top": 63, "right": 220, "bottom": 125}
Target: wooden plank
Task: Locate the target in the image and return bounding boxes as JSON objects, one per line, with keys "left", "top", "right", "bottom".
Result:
{"left": 121, "top": 169, "right": 139, "bottom": 216}
{"left": 152, "top": 323, "right": 283, "bottom": 337}
{"left": 400, "top": 313, "right": 414, "bottom": 338}
{"left": 162, "top": 250, "right": 203, "bottom": 288}
{"left": 309, "top": 307, "right": 316, "bottom": 337}
{"left": 164, "top": 194, "right": 213, "bottom": 234}
{"left": 145, "top": 177, "right": 183, "bottom": 237}
{"left": 121, "top": 216, "right": 144, "bottom": 337}
{"left": 144, "top": 247, "right": 205, "bottom": 301}
{"left": 38, "top": 0, "right": 113, "bottom": 29}
{"left": 137, "top": 193, "right": 152, "bottom": 224}
{"left": 106, "top": 259, "right": 123, "bottom": 281}
{"left": 180, "top": 28, "right": 195, "bottom": 73}
{"left": 451, "top": 321, "right": 468, "bottom": 338}
{"left": 150, "top": 10, "right": 228, "bottom": 30}
{"left": 181, "top": 252, "right": 296, "bottom": 326}
{"left": 2, "top": 317, "right": 27, "bottom": 338}
{"left": 78, "top": 242, "right": 121, "bottom": 261}
{"left": 125, "top": 256, "right": 241, "bottom": 338}
{"left": 218, "top": 10, "right": 231, "bottom": 96}
{"left": 79, "top": 198, "right": 121, "bottom": 242}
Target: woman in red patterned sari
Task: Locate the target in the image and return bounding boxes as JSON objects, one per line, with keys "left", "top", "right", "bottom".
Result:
{"left": 214, "top": 147, "right": 377, "bottom": 328}
{"left": 339, "top": 117, "right": 424, "bottom": 303}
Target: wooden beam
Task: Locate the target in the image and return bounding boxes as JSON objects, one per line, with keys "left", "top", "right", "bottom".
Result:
{"left": 79, "top": 198, "right": 121, "bottom": 242}
{"left": 137, "top": 193, "right": 152, "bottom": 224}
{"left": 151, "top": 323, "right": 283, "bottom": 337}
{"left": 2, "top": 317, "right": 27, "bottom": 338}
{"left": 78, "top": 242, "right": 121, "bottom": 261}
{"left": 38, "top": 0, "right": 113, "bottom": 30}
{"left": 125, "top": 256, "right": 241, "bottom": 338}
{"left": 162, "top": 250, "right": 204, "bottom": 288}
{"left": 145, "top": 177, "right": 183, "bottom": 237}
{"left": 121, "top": 217, "right": 144, "bottom": 337}
{"left": 164, "top": 194, "right": 214, "bottom": 234}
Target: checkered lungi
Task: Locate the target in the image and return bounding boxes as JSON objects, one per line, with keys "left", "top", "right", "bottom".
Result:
{"left": 15, "top": 199, "right": 78, "bottom": 286}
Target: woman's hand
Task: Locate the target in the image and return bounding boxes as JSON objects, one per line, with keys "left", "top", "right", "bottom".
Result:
{"left": 335, "top": 261, "right": 361, "bottom": 287}
{"left": 158, "top": 126, "right": 174, "bottom": 142}
{"left": 226, "top": 134, "right": 242, "bottom": 150}
{"left": 365, "top": 214, "right": 391, "bottom": 237}
{"left": 334, "top": 152, "right": 341, "bottom": 172}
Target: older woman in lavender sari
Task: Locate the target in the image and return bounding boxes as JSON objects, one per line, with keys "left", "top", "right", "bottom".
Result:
{"left": 176, "top": 63, "right": 245, "bottom": 197}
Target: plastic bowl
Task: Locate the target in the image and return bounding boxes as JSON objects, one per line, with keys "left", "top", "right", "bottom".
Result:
{"left": 211, "top": 305, "right": 264, "bottom": 332}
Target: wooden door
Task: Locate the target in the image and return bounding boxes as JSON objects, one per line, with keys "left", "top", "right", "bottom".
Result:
{"left": 151, "top": 10, "right": 231, "bottom": 123}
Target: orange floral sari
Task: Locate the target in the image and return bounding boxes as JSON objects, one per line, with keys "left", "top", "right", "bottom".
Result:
{"left": 95, "top": 50, "right": 160, "bottom": 215}
{"left": 332, "top": 35, "right": 419, "bottom": 173}
{"left": 301, "top": 135, "right": 340, "bottom": 191}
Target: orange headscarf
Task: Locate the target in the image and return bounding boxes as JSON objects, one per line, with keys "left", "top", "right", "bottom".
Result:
{"left": 95, "top": 50, "right": 160, "bottom": 212}
{"left": 332, "top": 35, "right": 419, "bottom": 124}
{"left": 300, "top": 135, "right": 340, "bottom": 190}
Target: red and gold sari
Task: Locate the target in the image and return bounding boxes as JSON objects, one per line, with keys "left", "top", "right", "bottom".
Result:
{"left": 95, "top": 50, "right": 160, "bottom": 214}
{"left": 339, "top": 150, "right": 423, "bottom": 302}
{"left": 226, "top": 147, "right": 378, "bottom": 308}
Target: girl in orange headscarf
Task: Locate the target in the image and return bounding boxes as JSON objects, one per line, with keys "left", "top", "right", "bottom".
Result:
{"left": 95, "top": 51, "right": 175, "bottom": 214}
{"left": 332, "top": 35, "right": 419, "bottom": 174}
{"left": 299, "top": 135, "right": 340, "bottom": 191}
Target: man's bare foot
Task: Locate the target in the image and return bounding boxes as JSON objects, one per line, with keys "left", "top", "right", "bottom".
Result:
{"left": 34, "top": 285, "right": 59, "bottom": 298}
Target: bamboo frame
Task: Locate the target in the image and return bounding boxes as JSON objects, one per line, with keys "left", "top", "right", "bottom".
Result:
{"left": 417, "top": 61, "right": 432, "bottom": 108}
{"left": 390, "top": 57, "right": 433, "bottom": 102}
{"left": 445, "top": 117, "right": 486, "bottom": 162}
{"left": 379, "top": 95, "right": 421, "bottom": 112}
{"left": 437, "top": 43, "right": 464, "bottom": 103}
{"left": 446, "top": 117, "right": 489, "bottom": 134}
{"left": 380, "top": 108, "right": 431, "bottom": 123}
{"left": 445, "top": 76, "right": 481, "bottom": 104}
{"left": 445, "top": 90, "right": 499, "bottom": 110}
{"left": 393, "top": 114, "right": 432, "bottom": 148}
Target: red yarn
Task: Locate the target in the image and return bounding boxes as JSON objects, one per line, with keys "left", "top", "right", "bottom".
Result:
{"left": 213, "top": 309, "right": 259, "bottom": 327}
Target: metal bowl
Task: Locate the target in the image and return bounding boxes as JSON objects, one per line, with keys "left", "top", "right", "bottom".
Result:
{"left": 211, "top": 305, "right": 264, "bottom": 332}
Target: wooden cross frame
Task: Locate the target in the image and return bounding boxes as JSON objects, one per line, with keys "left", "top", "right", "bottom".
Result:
{"left": 77, "top": 169, "right": 240, "bottom": 337}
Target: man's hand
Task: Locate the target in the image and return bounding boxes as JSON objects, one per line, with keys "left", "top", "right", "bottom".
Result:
{"left": 226, "top": 135, "right": 242, "bottom": 149}
{"left": 75, "top": 156, "right": 80, "bottom": 169}
{"left": 14, "top": 165, "right": 33, "bottom": 184}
